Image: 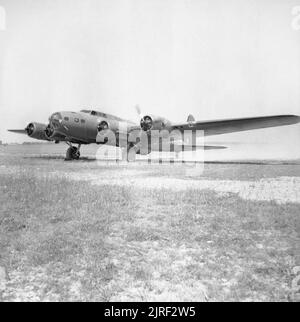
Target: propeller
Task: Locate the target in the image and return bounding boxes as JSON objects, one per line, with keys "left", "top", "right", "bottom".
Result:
{"left": 134, "top": 105, "right": 153, "bottom": 131}
{"left": 135, "top": 104, "right": 142, "bottom": 118}
{"left": 97, "top": 121, "right": 109, "bottom": 132}
{"left": 25, "top": 123, "right": 34, "bottom": 136}
{"left": 45, "top": 123, "right": 54, "bottom": 138}
{"left": 140, "top": 115, "right": 153, "bottom": 131}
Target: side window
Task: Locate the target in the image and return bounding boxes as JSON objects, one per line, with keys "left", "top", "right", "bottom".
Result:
{"left": 64, "top": 117, "right": 69, "bottom": 121}
{"left": 74, "top": 118, "right": 79, "bottom": 123}
{"left": 81, "top": 119, "right": 85, "bottom": 124}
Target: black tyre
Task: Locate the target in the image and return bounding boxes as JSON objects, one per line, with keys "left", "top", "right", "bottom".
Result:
{"left": 65, "top": 147, "right": 80, "bottom": 160}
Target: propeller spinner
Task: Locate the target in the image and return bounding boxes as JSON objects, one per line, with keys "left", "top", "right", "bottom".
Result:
{"left": 140, "top": 115, "right": 153, "bottom": 131}
{"left": 25, "top": 123, "right": 35, "bottom": 136}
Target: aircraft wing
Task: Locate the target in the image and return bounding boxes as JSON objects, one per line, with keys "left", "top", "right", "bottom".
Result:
{"left": 170, "top": 115, "right": 300, "bottom": 136}
{"left": 7, "top": 129, "right": 27, "bottom": 134}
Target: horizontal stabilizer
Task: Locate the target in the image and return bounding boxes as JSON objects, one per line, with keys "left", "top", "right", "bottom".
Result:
{"left": 172, "top": 144, "right": 227, "bottom": 152}
{"left": 150, "top": 142, "right": 227, "bottom": 152}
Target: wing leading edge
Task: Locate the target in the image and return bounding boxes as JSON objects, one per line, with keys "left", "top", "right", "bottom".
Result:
{"left": 7, "top": 129, "right": 27, "bottom": 134}
{"left": 171, "top": 115, "right": 300, "bottom": 136}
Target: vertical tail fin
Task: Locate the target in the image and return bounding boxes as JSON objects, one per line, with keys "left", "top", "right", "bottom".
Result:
{"left": 187, "top": 114, "right": 195, "bottom": 122}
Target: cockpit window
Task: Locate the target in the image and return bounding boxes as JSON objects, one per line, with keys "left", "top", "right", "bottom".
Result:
{"left": 80, "top": 110, "right": 99, "bottom": 116}
{"left": 50, "top": 112, "right": 62, "bottom": 121}
{"left": 79, "top": 109, "right": 125, "bottom": 122}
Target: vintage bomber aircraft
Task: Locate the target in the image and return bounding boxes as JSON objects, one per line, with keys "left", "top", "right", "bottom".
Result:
{"left": 8, "top": 109, "right": 300, "bottom": 160}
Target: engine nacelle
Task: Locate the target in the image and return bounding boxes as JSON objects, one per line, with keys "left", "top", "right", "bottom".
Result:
{"left": 25, "top": 122, "right": 49, "bottom": 141}
{"left": 140, "top": 115, "right": 170, "bottom": 131}
{"left": 97, "top": 119, "right": 120, "bottom": 133}
{"left": 96, "top": 120, "right": 122, "bottom": 145}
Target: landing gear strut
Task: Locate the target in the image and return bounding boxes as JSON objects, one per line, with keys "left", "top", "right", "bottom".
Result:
{"left": 122, "top": 143, "right": 138, "bottom": 162}
{"left": 65, "top": 143, "right": 81, "bottom": 161}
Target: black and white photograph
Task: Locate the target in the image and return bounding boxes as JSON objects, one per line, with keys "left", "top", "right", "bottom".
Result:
{"left": 0, "top": 0, "right": 300, "bottom": 305}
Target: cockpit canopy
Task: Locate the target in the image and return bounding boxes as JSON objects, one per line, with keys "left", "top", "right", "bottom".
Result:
{"left": 80, "top": 109, "right": 126, "bottom": 122}
{"left": 49, "top": 112, "right": 62, "bottom": 122}
{"left": 81, "top": 110, "right": 98, "bottom": 116}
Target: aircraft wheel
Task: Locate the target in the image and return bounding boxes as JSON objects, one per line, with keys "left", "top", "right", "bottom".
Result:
{"left": 73, "top": 148, "right": 80, "bottom": 160}
{"left": 66, "top": 147, "right": 80, "bottom": 160}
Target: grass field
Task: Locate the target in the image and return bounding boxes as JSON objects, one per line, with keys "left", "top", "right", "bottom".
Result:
{"left": 0, "top": 144, "right": 299, "bottom": 301}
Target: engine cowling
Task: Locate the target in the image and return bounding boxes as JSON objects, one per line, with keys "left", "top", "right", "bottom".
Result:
{"left": 45, "top": 123, "right": 55, "bottom": 139}
{"left": 96, "top": 120, "right": 122, "bottom": 145}
{"left": 140, "top": 115, "right": 170, "bottom": 131}
{"left": 25, "top": 122, "right": 49, "bottom": 140}
{"left": 97, "top": 119, "right": 120, "bottom": 133}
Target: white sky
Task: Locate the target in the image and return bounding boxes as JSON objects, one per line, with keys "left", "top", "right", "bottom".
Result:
{"left": 0, "top": 0, "right": 300, "bottom": 157}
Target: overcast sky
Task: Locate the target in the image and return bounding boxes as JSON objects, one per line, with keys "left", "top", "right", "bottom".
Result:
{"left": 0, "top": 0, "right": 299, "bottom": 157}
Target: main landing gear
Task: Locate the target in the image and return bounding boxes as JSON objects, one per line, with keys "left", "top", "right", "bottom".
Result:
{"left": 65, "top": 143, "right": 81, "bottom": 161}
{"left": 121, "top": 144, "right": 138, "bottom": 162}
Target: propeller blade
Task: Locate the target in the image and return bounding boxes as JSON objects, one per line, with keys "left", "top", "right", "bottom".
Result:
{"left": 135, "top": 104, "right": 142, "bottom": 117}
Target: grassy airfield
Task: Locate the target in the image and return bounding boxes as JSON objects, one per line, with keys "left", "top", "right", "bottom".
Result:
{"left": 0, "top": 144, "right": 299, "bottom": 301}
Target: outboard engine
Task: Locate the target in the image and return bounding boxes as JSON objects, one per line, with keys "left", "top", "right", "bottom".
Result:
{"left": 25, "top": 122, "right": 49, "bottom": 141}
